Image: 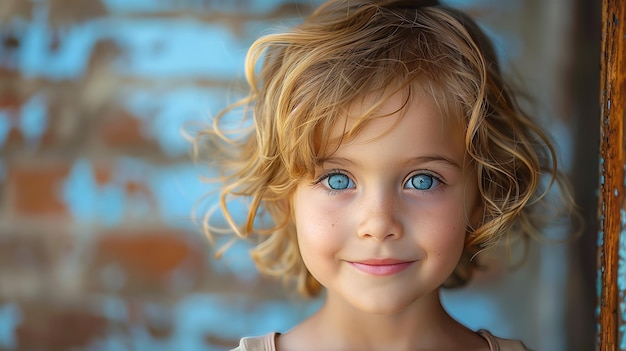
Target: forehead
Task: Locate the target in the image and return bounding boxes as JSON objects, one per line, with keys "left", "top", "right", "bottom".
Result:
{"left": 318, "top": 86, "right": 466, "bottom": 166}
{"left": 323, "top": 84, "right": 463, "bottom": 151}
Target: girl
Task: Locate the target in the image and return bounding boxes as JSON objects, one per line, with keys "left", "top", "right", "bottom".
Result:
{"left": 198, "top": 0, "right": 573, "bottom": 349}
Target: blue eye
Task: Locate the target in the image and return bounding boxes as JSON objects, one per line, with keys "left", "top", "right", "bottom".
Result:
{"left": 323, "top": 173, "right": 355, "bottom": 190}
{"left": 405, "top": 174, "right": 437, "bottom": 190}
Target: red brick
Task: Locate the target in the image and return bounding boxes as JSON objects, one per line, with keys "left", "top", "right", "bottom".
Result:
{"left": 98, "top": 110, "right": 158, "bottom": 150}
{"left": 7, "top": 163, "right": 70, "bottom": 217}
{"left": 89, "top": 230, "right": 206, "bottom": 293}
{"left": 0, "top": 94, "right": 24, "bottom": 110}
{"left": 16, "top": 304, "right": 107, "bottom": 351}
{"left": 98, "top": 232, "right": 190, "bottom": 274}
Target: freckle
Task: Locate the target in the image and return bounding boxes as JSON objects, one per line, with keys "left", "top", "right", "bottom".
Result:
{"left": 331, "top": 223, "right": 335, "bottom": 227}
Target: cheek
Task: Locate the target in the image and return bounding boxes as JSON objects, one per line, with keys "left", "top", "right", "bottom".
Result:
{"left": 294, "top": 209, "right": 347, "bottom": 282}
{"left": 420, "top": 222, "right": 466, "bottom": 253}
{"left": 296, "top": 210, "right": 343, "bottom": 248}
{"left": 293, "top": 193, "right": 347, "bottom": 258}
{"left": 416, "top": 201, "right": 468, "bottom": 252}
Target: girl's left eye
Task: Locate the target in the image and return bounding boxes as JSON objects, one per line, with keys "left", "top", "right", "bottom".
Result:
{"left": 404, "top": 174, "right": 440, "bottom": 190}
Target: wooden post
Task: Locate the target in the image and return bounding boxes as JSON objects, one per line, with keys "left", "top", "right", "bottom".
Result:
{"left": 598, "top": 0, "right": 626, "bottom": 350}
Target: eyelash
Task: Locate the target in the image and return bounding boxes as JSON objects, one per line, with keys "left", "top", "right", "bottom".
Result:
{"left": 313, "top": 170, "right": 444, "bottom": 193}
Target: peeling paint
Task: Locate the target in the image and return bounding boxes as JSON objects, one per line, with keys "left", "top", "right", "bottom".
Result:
{"left": 123, "top": 88, "right": 230, "bottom": 157}
{"left": 60, "top": 158, "right": 212, "bottom": 230}
{"left": 0, "top": 94, "right": 48, "bottom": 148}
{"left": 61, "top": 159, "right": 126, "bottom": 228}
{"left": 19, "top": 94, "right": 48, "bottom": 145}
{"left": 0, "top": 111, "right": 11, "bottom": 149}
{"left": 617, "top": 209, "right": 626, "bottom": 350}
{"left": 5, "top": 0, "right": 575, "bottom": 350}
{"left": 599, "top": 230, "right": 605, "bottom": 247}
{"left": 0, "top": 303, "right": 21, "bottom": 349}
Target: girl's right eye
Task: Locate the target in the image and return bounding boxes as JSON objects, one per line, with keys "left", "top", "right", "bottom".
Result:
{"left": 320, "top": 172, "right": 355, "bottom": 191}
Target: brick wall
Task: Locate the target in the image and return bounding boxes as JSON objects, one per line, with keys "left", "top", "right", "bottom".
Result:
{"left": 0, "top": 0, "right": 582, "bottom": 350}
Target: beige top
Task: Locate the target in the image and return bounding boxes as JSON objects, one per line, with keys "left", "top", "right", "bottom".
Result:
{"left": 231, "top": 330, "right": 529, "bottom": 351}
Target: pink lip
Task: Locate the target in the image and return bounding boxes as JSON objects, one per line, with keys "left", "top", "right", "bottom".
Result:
{"left": 349, "top": 259, "right": 416, "bottom": 276}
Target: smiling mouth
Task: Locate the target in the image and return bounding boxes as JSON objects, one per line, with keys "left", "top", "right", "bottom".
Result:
{"left": 348, "top": 260, "right": 416, "bottom": 276}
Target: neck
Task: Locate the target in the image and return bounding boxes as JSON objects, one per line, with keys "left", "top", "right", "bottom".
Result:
{"left": 307, "top": 290, "right": 463, "bottom": 350}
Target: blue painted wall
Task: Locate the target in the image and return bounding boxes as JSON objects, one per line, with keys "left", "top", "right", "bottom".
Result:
{"left": 0, "top": 0, "right": 580, "bottom": 350}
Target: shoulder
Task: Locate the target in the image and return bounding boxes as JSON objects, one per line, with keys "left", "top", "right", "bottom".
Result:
{"left": 477, "top": 329, "right": 532, "bottom": 351}
{"left": 230, "top": 333, "right": 278, "bottom": 351}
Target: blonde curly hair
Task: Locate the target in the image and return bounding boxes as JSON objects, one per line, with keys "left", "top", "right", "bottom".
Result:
{"left": 196, "top": 0, "right": 573, "bottom": 296}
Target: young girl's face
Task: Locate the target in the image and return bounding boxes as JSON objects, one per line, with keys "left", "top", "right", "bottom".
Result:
{"left": 292, "top": 89, "right": 482, "bottom": 315}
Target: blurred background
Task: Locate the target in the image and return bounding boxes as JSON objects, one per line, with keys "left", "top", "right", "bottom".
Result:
{"left": 0, "top": 0, "right": 600, "bottom": 350}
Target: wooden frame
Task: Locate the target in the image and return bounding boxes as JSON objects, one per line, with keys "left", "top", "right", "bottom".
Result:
{"left": 598, "top": 0, "right": 625, "bottom": 350}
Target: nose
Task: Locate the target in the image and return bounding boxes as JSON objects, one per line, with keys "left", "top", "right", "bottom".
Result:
{"left": 356, "top": 189, "right": 403, "bottom": 241}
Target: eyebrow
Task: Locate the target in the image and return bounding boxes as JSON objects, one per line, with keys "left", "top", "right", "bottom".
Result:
{"left": 318, "top": 157, "right": 356, "bottom": 167}
{"left": 406, "top": 156, "right": 462, "bottom": 170}
{"left": 319, "top": 155, "right": 462, "bottom": 170}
